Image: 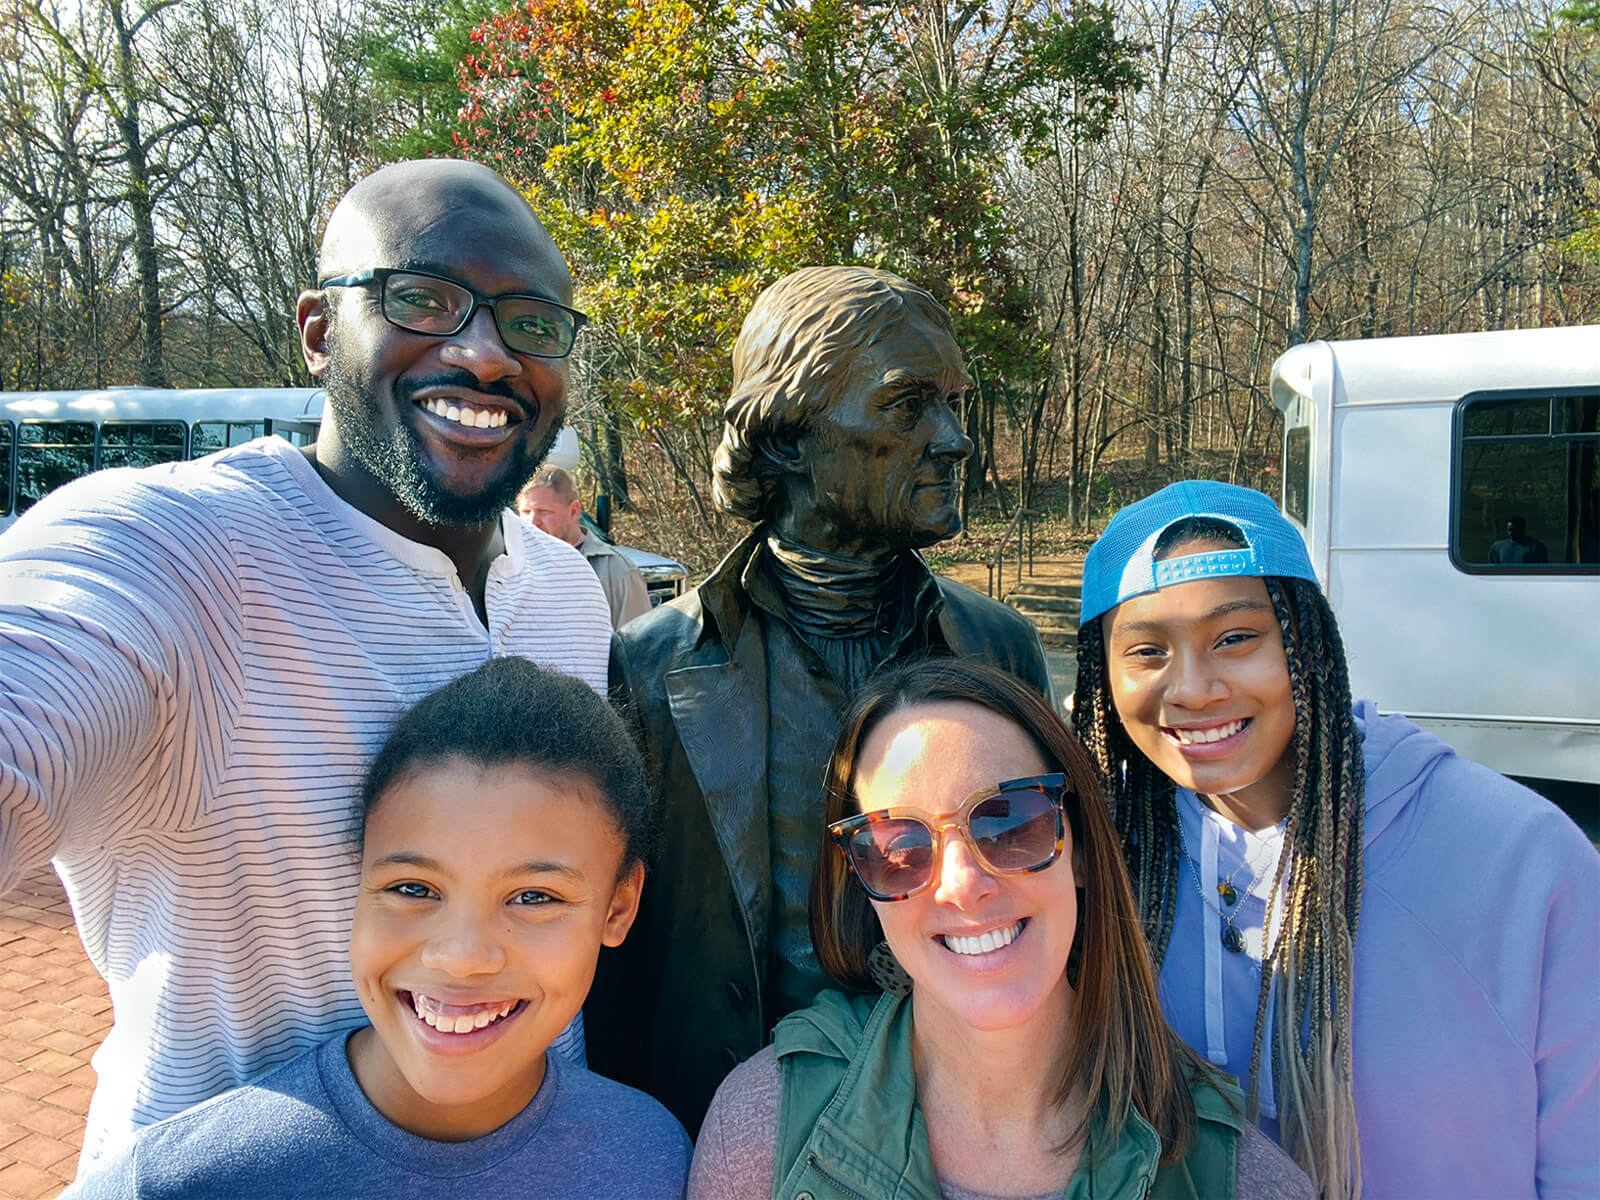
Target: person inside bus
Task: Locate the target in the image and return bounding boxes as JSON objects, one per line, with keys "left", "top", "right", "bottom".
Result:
{"left": 1488, "top": 514, "right": 1550, "bottom": 564}
{"left": 1071, "top": 480, "right": 1598, "bottom": 1199}
{"left": 518, "top": 465, "right": 651, "bottom": 628}
{"left": 689, "top": 658, "right": 1311, "bottom": 1200}
{"left": 63, "top": 658, "right": 689, "bottom": 1200}
{"left": 0, "top": 158, "right": 614, "bottom": 1174}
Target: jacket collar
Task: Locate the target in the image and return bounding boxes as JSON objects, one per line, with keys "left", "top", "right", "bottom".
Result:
{"left": 694, "top": 530, "right": 763, "bottom": 653}
{"left": 776, "top": 991, "right": 1244, "bottom": 1200}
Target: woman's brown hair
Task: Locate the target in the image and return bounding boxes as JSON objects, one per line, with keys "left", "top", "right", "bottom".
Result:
{"left": 808, "top": 657, "right": 1213, "bottom": 1163}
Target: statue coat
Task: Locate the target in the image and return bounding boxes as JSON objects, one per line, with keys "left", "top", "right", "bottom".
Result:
{"left": 585, "top": 531, "right": 1054, "bottom": 1132}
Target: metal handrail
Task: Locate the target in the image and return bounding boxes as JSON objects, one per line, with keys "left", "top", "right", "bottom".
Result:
{"left": 987, "top": 506, "right": 1039, "bottom": 597}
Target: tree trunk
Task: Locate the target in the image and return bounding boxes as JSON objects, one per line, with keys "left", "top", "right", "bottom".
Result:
{"left": 962, "top": 386, "right": 984, "bottom": 509}
{"left": 602, "top": 401, "right": 631, "bottom": 507}
{"left": 111, "top": 0, "right": 168, "bottom": 387}
{"left": 1290, "top": 136, "right": 1313, "bottom": 347}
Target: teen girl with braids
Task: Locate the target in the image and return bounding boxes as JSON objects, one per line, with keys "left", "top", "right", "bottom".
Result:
{"left": 1072, "top": 481, "right": 1599, "bottom": 1200}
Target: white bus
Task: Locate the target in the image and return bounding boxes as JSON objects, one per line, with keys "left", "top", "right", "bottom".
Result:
{"left": 0, "top": 387, "right": 687, "bottom": 605}
{"left": 0, "top": 387, "right": 325, "bottom": 530}
{"left": 1268, "top": 327, "right": 1598, "bottom": 805}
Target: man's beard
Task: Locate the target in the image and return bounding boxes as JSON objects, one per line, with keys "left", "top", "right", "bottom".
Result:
{"left": 322, "top": 347, "right": 558, "bottom": 527}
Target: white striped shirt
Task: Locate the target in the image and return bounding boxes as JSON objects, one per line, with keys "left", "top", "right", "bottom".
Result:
{"left": 0, "top": 437, "right": 612, "bottom": 1165}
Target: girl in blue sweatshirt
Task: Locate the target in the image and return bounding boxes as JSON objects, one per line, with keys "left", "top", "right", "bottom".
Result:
{"left": 66, "top": 657, "right": 689, "bottom": 1199}
{"left": 1073, "top": 481, "right": 1598, "bottom": 1200}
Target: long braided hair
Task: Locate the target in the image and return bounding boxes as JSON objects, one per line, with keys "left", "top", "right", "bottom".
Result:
{"left": 1072, "top": 518, "right": 1366, "bottom": 1199}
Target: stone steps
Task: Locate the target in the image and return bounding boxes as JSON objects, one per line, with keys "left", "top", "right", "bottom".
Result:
{"left": 933, "top": 553, "right": 1084, "bottom": 660}
{"left": 1004, "top": 569, "right": 1083, "bottom": 653}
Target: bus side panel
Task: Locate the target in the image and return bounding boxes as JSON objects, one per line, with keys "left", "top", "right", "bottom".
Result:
{"left": 1329, "top": 403, "right": 1451, "bottom": 551}
{"left": 1329, "top": 548, "right": 1598, "bottom": 776}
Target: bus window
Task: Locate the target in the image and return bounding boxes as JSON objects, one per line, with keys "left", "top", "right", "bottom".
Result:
{"left": 1283, "top": 425, "right": 1310, "bottom": 527}
{"left": 191, "top": 420, "right": 265, "bottom": 458}
{"left": 16, "top": 420, "right": 95, "bottom": 515}
{"left": 1455, "top": 391, "right": 1599, "bottom": 570}
{"left": 0, "top": 420, "right": 12, "bottom": 516}
{"left": 101, "top": 420, "right": 187, "bottom": 470}
{"left": 265, "top": 418, "right": 318, "bottom": 448}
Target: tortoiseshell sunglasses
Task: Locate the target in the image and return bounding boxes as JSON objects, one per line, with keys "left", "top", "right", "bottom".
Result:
{"left": 828, "top": 773, "right": 1069, "bottom": 901}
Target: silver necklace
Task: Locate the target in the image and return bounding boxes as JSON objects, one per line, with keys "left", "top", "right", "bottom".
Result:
{"left": 1176, "top": 813, "right": 1279, "bottom": 955}
{"left": 1214, "top": 853, "right": 1254, "bottom": 906}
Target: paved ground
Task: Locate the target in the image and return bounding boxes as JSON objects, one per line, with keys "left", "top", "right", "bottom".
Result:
{"left": 0, "top": 867, "right": 110, "bottom": 1199}
{"left": 937, "top": 555, "right": 1081, "bottom": 702}
{"left": 1044, "top": 647, "right": 1077, "bottom": 705}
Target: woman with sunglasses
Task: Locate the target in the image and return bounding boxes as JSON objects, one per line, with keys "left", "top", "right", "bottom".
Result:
{"left": 688, "top": 658, "right": 1310, "bottom": 1200}
{"left": 1072, "top": 481, "right": 1600, "bottom": 1199}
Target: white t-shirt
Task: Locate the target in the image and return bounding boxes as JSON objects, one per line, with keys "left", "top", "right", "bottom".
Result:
{"left": 0, "top": 437, "right": 612, "bottom": 1166}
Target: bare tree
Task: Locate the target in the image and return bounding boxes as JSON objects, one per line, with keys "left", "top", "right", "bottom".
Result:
{"left": 0, "top": 4, "right": 123, "bottom": 385}
{"left": 1208, "top": 0, "right": 1450, "bottom": 345}
{"left": 169, "top": 0, "right": 375, "bottom": 384}
{"left": 12, "top": 0, "right": 223, "bottom": 385}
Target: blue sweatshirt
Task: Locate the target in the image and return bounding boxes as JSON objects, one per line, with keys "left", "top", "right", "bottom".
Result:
{"left": 61, "top": 1030, "right": 690, "bottom": 1199}
{"left": 1157, "top": 701, "right": 1599, "bottom": 1199}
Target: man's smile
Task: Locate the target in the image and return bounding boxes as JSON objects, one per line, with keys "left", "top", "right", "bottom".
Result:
{"left": 418, "top": 397, "right": 511, "bottom": 429}
{"left": 405, "top": 380, "right": 534, "bottom": 449}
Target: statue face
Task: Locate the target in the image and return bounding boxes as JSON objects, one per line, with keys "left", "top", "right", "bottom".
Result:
{"left": 790, "top": 314, "right": 974, "bottom": 553}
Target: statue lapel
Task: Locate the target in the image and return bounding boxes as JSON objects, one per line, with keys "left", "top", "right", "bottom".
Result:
{"left": 664, "top": 617, "right": 772, "bottom": 980}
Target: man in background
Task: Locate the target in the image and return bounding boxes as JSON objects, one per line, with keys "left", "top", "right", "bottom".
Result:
{"left": 520, "top": 465, "right": 652, "bottom": 627}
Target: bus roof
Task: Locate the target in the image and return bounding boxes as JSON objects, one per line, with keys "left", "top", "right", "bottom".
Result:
{"left": 1270, "top": 325, "right": 1600, "bottom": 416}
{"left": 0, "top": 388, "right": 325, "bottom": 424}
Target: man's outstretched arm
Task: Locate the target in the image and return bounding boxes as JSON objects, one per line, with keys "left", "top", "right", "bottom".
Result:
{"left": 0, "top": 474, "right": 242, "bottom": 893}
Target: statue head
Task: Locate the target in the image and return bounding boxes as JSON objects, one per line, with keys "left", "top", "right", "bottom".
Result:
{"left": 712, "top": 266, "right": 975, "bottom": 556}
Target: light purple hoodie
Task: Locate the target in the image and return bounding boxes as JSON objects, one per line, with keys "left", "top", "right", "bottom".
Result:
{"left": 1156, "top": 701, "right": 1600, "bottom": 1199}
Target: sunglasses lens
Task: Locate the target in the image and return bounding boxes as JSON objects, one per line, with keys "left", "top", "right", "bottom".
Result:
{"left": 969, "top": 785, "right": 1061, "bottom": 872}
{"left": 848, "top": 819, "right": 935, "bottom": 898}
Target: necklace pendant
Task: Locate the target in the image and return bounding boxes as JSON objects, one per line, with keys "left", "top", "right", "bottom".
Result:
{"left": 1221, "top": 926, "right": 1246, "bottom": 954}
{"left": 1217, "top": 881, "right": 1238, "bottom": 906}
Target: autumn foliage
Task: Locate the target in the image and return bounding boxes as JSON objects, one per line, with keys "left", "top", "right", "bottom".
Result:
{"left": 452, "top": 0, "right": 1142, "bottom": 432}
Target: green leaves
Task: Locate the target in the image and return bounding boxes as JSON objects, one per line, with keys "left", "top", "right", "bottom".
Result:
{"left": 364, "top": 0, "right": 503, "bottom": 160}
{"left": 451, "top": 0, "right": 1142, "bottom": 428}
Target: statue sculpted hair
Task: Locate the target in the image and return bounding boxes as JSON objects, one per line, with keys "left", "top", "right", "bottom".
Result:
{"left": 1072, "top": 519, "right": 1365, "bottom": 1200}
{"left": 712, "top": 265, "right": 956, "bottom": 523}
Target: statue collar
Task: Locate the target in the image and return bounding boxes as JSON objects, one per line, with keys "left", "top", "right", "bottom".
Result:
{"left": 748, "top": 535, "right": 910, "bottom": 640}
{"left": 697, "top": 530, "right": 943, "bottom": 653}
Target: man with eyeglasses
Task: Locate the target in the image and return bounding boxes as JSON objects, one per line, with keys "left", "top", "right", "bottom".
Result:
{"left": 0, "top": 159, "right": 612, "bottom": 1174}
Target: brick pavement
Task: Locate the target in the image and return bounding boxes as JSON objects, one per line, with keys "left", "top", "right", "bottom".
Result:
{"left": 0, "top": 867, "right": 109, "bottom": 1200}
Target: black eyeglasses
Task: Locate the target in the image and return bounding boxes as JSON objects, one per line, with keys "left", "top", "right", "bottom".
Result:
{"left": 319, "top": 268, "right": 589, "bottom": 359}
{"left": 828, "top": 773, "right": 1069, "bottom": 902}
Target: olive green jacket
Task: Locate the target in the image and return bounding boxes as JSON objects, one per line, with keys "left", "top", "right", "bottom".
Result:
{"left": 585, "top": 532, "right": 1053, "bottom": 1133}
{"left": 772, "top": 990, "right": 1244, "bottom": 1200}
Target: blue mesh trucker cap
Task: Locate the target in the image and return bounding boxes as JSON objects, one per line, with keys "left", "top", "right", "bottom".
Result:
{"left": 1079, "top": 480, "right": 1318, "bottom": 627}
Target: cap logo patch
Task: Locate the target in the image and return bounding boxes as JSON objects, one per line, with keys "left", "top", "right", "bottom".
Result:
{"left": 1078, "top": 480, "right": 1320, "bottom": 626}
{"left": 1153, "top": 548, "right": 1259, "bottom": 588}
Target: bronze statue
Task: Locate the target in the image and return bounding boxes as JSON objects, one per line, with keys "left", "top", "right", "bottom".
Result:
{"left": 586, "top": 266, "right": 1053, "bottom": 1130}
